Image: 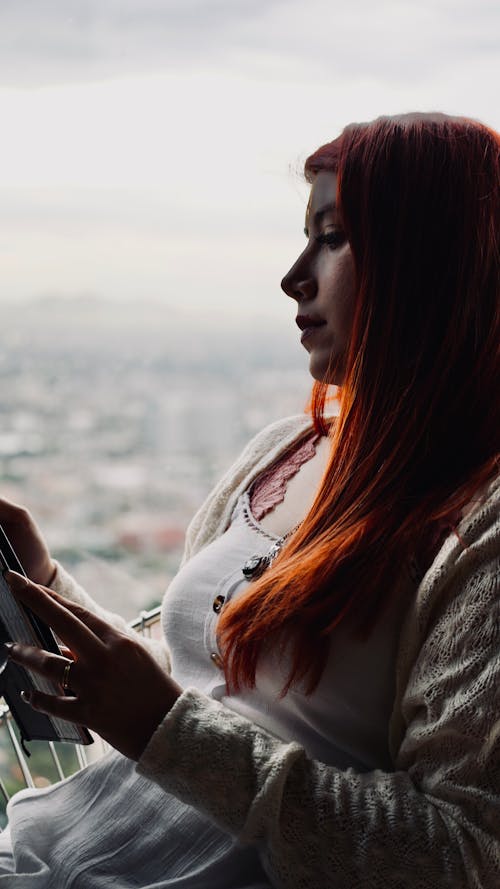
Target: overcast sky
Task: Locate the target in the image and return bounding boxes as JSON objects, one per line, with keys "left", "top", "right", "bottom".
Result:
{"left": 0, "top": 0, "right": 498, "bottom": 322}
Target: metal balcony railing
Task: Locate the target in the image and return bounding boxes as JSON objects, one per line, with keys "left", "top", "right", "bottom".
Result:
{"left": 0, "top": 605, "right": 162, "bottom": 829}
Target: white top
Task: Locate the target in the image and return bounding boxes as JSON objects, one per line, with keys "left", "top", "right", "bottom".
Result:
{"left": 2, "top": 414, "right": 499, "bottom": 888}
{"left": 0, "top": 476, "right": 407, "bottom": 887}
{"left": 137, "top": 415, "right": 500, "bottom": 889}
{"left": 164, "top": 491, "right": 409, "bottom": 772}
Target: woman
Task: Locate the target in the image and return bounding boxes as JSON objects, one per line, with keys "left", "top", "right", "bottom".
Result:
{"left": 0, "top": 112, "right": 498, "bottom": 887}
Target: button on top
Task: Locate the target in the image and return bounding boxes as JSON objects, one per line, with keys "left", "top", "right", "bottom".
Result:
{"left": 210, "top": 652, "right": 224, "bottom": 669}
{"left": 212, "top": 594, "right": 225, "bottom": 614}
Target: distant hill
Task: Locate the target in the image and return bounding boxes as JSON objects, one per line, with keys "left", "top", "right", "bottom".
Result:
{"left": 0, "top": 295, "right": 302, "bottom": 370}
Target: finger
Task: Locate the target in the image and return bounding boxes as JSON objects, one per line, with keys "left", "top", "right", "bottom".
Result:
{"left": 6, "top": 571, "right": 115, "bottom": 639}
{"left": 4, "top": 572, "right": 104, "bottom": 658}
{"left": 8, "top": 643, "right": 79, "bottom": 689}
{"left": 21, "top": 689, "right": 85, "bottom": 724}
{"left": 37, "top": 585, "right": 118, "bottom": 640}
{"left": 59, "top": 645, "right": 76, "bottom": 660}
{"left": 0, "top": 496, "right": 26, "bottom": 516}
{"left": 27, "top": 572, "right": 116, "bottom": 641}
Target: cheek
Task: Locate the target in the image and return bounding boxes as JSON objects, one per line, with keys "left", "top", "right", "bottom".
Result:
{"left": 325, "top": 250, "right": 357, "bottom": 340}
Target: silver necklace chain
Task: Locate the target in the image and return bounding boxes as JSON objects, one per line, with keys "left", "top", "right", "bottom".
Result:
{"left": 242, "top": 523, "right": 299, "bottom": 579}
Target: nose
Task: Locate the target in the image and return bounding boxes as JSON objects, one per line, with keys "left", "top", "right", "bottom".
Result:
{"left": 280, "top": 251, "right": 317, "bottom": 302}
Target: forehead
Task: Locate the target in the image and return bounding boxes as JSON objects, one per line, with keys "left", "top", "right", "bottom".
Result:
{"left": 306, "top": 171, "right": 339, "bottom": 221}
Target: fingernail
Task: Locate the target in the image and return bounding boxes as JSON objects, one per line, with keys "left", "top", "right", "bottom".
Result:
{"left": 3, "top": 642, "right": 15, "bottom": 653}
{"left": 20, "top": 690, "right": 33, "bottom": 704}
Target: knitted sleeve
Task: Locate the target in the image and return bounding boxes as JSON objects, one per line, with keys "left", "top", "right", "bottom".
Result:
{"left": 137, "top": 518, "right": 499, "bottom": 888}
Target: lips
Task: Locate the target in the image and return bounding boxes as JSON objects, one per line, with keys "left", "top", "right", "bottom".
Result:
{"left": 295, "top": 314, "right": 326, "bottom": 344}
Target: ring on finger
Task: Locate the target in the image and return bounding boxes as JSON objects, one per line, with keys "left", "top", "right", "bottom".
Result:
{"left": 61, "top": 658, "right": 75, "bottom": 691}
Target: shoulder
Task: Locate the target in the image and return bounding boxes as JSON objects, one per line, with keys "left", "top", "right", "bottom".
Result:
{"left": 209, "top": 413, "right": 317, "bottom": 494}
{"left": 236, "top": 414, "right": 315, "bottom": 463}
{"left": 405, "top": 471, "right": 499, "bottom": 633}
{"left": 391, "top": 472, "right": 499, "bottom": 755}
{"left": 419, "top": 472, "right": 500, "bottom": 620}
{"left": 182, "top": 414, "right": 315, "bottom": 563}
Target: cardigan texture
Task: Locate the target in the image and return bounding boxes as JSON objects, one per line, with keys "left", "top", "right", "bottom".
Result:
{"left": 134, "top": 414, "right": 500, "bottom": 889}
{"left": 51, "top": 414, "right": 499, "bottom": 888}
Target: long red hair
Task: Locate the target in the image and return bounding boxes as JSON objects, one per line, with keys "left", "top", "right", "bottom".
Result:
{"left": 218, "top": 113, "right": 500, "bottom": 693}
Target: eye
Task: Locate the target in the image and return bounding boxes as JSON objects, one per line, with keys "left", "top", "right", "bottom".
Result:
{"left": 315, "top": 230, "right": 346, "bottom": 250}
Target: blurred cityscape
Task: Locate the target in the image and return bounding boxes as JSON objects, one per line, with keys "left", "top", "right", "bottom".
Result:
{"left": 0, "top": 296, "right": 311, "bottom": 619}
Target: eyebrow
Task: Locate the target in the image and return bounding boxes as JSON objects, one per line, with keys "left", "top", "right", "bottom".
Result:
{"left": 304, "top": 203, "right": 338, "bottom": 237}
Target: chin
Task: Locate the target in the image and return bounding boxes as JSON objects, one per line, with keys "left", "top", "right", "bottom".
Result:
{"left": 309, "top": 354, "right": 345, "bottom": 387}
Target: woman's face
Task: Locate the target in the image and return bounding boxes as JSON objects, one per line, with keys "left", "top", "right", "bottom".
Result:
{"left": 281, "top": 171, "right": 356, "bottom": 385}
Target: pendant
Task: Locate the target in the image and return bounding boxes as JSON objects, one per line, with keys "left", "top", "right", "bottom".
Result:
{"left": 242, "top": 539, "right": 284, "bottom": 579}
{"left": 242, "top": 554, "right": 270, "bottom": 578}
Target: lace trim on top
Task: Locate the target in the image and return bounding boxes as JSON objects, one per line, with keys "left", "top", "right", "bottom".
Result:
{"left": 249, "top": 432, "right": 320, "bottom": 520}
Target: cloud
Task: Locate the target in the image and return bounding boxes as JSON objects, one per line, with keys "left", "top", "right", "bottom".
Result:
{"left": 0, "top": 0, "right": 288, "bottom": 86}
{"left": 0, "top": 0, "right": 498, "bottom": 88}
{"left": 0, "top": 0, "right": 498, "bottom": 315}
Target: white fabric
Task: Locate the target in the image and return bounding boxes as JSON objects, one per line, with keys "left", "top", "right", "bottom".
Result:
{"left": 0, "top": 484, "right": 408, "bottom": 886}
{"left": 1, "top": 414, "right": 498, "bottom": 888}
{"left": 164, "top": 491, "right": 409, "bottom": 771}
{"left": 0, "top": 496, "right": 289, "bottom": 886}
{"left": 1, "top": 751, "right": 270, "bottom": 888}
{"left": 136, "top": 415, "right": 500, "bottom": 889}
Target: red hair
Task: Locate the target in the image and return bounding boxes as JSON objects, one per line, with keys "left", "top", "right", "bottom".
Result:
{"left": 219, "top": 113, "right": 500, "bottom": 693}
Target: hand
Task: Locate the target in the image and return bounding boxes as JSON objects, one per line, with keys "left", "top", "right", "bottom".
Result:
{"left": 5, "top": 571, "right": 182, "bottom": 761}
{"left": 0, "top": 497, "right": 56, "bottom": 586}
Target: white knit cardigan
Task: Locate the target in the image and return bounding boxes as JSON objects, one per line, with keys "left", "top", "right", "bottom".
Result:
{"left": 57, "top": 415, "right": 500, "bottom": 889}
